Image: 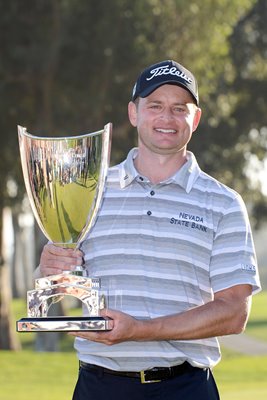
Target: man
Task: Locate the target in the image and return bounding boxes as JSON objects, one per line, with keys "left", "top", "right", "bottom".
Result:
{"left": 38, "top": 60, "right": 261, "bottom": 399}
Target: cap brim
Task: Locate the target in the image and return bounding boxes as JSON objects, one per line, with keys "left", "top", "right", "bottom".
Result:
{"left": 138, "top": 80, "right": 198, "bottom": 105}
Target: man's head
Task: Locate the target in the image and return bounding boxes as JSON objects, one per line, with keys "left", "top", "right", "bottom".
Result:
{"left": 132, "top": 60, "right": 199, "bottom": 106}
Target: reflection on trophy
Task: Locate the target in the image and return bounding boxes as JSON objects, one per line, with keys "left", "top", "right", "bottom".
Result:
{"left": 16, "top": 123, "right": 113, "bottom": 332}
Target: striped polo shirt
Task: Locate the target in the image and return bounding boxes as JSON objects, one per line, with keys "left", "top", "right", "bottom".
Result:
{"left": 76, "top": 148, "right": 261, "bottom": 370}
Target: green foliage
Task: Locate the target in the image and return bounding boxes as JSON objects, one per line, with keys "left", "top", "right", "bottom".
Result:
{"left": 189, "top": 0, "right": 267, "bottom": 218}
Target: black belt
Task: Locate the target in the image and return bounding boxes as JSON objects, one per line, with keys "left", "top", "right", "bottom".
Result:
{"left": 79, "top": 361, "right": 201, "bottom": 384}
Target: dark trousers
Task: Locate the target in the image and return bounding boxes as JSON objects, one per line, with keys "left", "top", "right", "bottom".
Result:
{"left": 72, "top": 365, "right": 220, "bottom": 400}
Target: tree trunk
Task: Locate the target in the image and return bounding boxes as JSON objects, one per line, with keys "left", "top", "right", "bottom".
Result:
{"left": 0, "top": 206, "right": 21, "bottom": 350}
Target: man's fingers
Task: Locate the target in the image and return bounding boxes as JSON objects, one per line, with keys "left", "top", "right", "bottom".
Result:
{"left": 39, "top": 243, "right": 84, "bottom": 277}
{"left": 44, "top": 243, "right": 83, "bottom": 258}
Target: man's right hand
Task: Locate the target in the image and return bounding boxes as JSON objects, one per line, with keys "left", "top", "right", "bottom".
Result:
{"left": 38, "top": 243, "right": 84, "bottom": 277}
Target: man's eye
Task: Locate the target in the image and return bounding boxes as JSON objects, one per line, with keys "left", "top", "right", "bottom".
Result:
{"left": 174, "top": 107, "right": 186, "bottom": 113}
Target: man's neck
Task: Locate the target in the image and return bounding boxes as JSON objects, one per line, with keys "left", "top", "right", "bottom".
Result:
{"left": 134, "top": 148, "right": 187, "bottom": 184}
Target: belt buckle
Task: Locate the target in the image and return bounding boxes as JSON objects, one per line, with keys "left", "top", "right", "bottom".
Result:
{"left": 140, "top": 370, "right": 161, "bottom": 384}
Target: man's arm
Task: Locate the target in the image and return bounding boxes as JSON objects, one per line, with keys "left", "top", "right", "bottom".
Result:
{"left": 135, "top": 284, "right": 252, "bottom": 340}
{"left": 69, "top": 284, "right": 252, "bottom": 345}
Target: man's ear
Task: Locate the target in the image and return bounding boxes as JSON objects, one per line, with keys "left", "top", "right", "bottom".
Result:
{"left": 128, "top": 101, "right": 137, "bottom": 127}
{"left": 192, "top": 107, "right": 202, "bottom": 132}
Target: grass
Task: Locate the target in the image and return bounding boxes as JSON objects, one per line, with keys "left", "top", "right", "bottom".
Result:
{"left": 3, "top": 300, "right": 78, "bottom": 399}
{"left": 0, "top": 350, "right": 77, "bottom": 400}
{"left": 213, "top": 290, "right": 267, "bottom": 398}
{"left": 214, "top": 355, "right": 267, "bottom": 399}
{"left": 245, "top": 290, "right": 267, "bottom": 341}
{"left": 1, "top": 291, "right": 266, "bottom": 399}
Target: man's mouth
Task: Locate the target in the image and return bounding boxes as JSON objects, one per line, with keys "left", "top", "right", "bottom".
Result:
{"left": 155, "top": 128, "right": 176, "bottom": 134}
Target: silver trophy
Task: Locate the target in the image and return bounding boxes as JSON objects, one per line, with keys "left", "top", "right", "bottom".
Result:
{"left": 16, "top": 123, "right": 113, "bottom": 332}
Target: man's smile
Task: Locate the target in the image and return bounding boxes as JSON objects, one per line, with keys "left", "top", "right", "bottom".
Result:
{"left": 155, "top": 128, "right": 177, "bottom": 134}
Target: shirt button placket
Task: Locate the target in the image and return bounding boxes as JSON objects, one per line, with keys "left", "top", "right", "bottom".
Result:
{"left": 146, "top": 189, "right": 155, "bottom": 216}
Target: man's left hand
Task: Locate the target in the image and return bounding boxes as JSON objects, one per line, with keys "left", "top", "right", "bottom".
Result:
{"left": 68, "top": 309, "right": 142, "bottom": 345}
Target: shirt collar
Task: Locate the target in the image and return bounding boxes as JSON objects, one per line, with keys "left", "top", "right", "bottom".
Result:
{"left": 119, "top": 148, "right": 201, "bottom": 193}
{"left": 119, "top": 148, "right": 139, "bottom": 187}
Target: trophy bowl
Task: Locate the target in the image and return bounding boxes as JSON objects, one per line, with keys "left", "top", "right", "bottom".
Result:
{"left": 16, "top": 123, "right": 113, "bottom": 332}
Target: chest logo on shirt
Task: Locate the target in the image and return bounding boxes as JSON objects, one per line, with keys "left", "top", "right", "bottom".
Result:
{"left": 170, "top": 212, "right": 207, "bottom": 232}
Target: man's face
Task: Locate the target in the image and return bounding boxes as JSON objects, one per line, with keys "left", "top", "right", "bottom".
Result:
{"left": 128, "top": 84, "right": 201, "bottom": 156}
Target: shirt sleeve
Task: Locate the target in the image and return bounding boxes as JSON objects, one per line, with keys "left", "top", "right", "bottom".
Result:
{"left": 209, "top": 193, "right": 261, "bottom": 294}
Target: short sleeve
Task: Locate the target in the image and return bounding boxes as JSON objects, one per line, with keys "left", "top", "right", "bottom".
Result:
{"left": 210, "top": 194, "right": 261, "bottom": 294}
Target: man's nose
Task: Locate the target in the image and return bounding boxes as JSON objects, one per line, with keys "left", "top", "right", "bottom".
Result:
{"left": 159, "top": 108, "right": 174, "bottom": 120}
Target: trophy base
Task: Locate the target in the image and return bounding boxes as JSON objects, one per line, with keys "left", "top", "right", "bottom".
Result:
{"left": 16, "top": 316, "right": 114, "bottom": 332}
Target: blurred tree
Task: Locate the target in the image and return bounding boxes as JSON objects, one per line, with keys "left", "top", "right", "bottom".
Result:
{"left": 0, "top": 0, "right": 263, "bottom": 349}
{"left": 230, "top": 0, "right": 267, "bottom": 225}
{"left": 0, "top": 0, "right": 62, "bottom": 350}
{"left": 189, "top": 0, "right": 267, "bottom": 226}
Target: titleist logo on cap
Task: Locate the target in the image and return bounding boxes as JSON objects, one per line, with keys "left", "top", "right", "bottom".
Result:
{"left": 146, "top": 65, "right": 193, "bottom": 84}
{"left": 131, "top": 60, "right": 199, "bottom": 105}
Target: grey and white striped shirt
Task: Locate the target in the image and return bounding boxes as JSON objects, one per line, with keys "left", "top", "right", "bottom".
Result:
{"left": 76, "top": 149, "right": 261, "bottom": 370}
